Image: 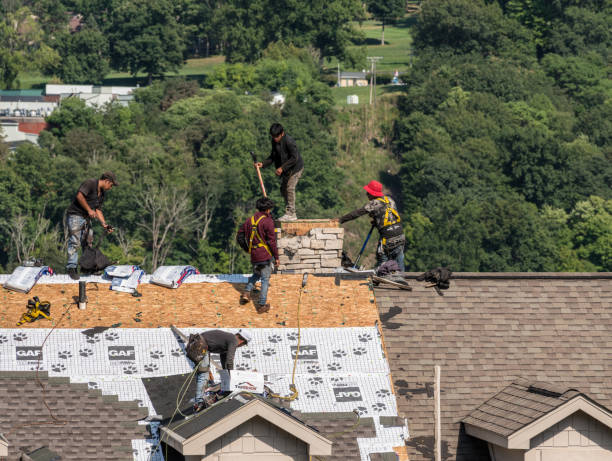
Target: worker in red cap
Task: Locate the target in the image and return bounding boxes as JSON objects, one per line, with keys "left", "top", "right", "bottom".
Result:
{"left": 338, "top": 180, "right": 405, "bottom": 271}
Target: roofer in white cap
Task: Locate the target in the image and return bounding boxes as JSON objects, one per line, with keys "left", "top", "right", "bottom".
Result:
{"left": 191, "top": 329, "right": 251, "bottom": 412}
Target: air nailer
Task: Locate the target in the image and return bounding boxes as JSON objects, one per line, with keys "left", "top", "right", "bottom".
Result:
{"left": 17, "top": 296, "right": 51, "bottom": 326}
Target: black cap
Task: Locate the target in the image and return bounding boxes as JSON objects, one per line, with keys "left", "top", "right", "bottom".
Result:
{"left": 100, "top": 171, "right": 118, "bottom": 186}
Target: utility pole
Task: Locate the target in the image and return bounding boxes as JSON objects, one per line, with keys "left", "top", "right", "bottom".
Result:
{"left": 367, "top": 56, "right": 382, "bottom": 105}
{"left": 434, "top": 365, "right": 442, "bottom": 461}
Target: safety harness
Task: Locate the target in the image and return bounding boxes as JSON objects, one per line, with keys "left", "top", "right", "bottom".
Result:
{"left": 375, "top": 196, "right": 403, "bottom": 246}
{"left": 248, "top": 215, "right": 272, "bottom": 256}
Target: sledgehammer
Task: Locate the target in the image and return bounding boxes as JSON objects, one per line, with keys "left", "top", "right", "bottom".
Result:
{"left": 250, "top": 151, "right": 267, "bottom": 197}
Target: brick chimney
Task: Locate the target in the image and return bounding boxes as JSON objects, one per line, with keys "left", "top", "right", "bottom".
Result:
{"left": 276, "top": 219, "right": 344, "bottom": 273}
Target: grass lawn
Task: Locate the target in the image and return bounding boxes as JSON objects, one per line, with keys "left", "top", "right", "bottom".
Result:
{"left": 332, "top": 84, "right": 384, "bottom": 106}
{"left": 16, "top": 56, "right": 225, "bottom": 89}
{"left": 325, "top": 16, "right": 415, "bottom": 75}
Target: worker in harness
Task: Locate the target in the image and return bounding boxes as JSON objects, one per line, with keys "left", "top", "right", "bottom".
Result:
{"left": 338, "top": 180, "right": 405, "bottom": 271}
{"left": 192, "top": 329, "right": 252, "bottom": 412}
{"left": 254, "top": 123, "right": 304, "bottom": 221}
{"left": 237, "top": 197, "right": 280, "bottom": 313}
{"left": 64, "top": 172, "right": 118, "bottom": 280}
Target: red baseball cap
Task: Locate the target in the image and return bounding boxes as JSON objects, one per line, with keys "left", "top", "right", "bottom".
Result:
{"left": 363, "top": 180, "right": 383, "bottom": 197}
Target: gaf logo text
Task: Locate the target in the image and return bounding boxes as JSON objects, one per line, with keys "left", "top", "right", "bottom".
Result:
{"left": 16, "top": 346, "right": 43, "bottom": 361}
{"left": 290, "top": 345, "right": 318, "bottom": 360}
{"left": 108, "top": 346, "right": 135, "bottom": 361}
{"left": 333, "top": 386, "right": 363, "bottom": 402}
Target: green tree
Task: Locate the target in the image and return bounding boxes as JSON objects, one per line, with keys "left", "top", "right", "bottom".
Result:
{"left": 366, "top": 0, "right": 405, "bottom": 45}
{"left": 214, "top": 0, "right": 364, "bottom": 63}
{"left": 51, "top": 21, "right": 110, "bottom": 84}
{"left": 0, "top": 22, "right": 20, "bottom": 87}
{"left": 415, "top": 0, "right": 533, "bottom": 58}
{"left": 108, "top": 0, "right": 185, "bottom": 82}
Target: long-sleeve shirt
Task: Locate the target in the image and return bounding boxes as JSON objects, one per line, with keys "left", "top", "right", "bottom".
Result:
{"left": 340, "top": 196, "right": 404, "bottom": 246}
{"left": 201, "top": 330, "right": 240, "bottom": 370}
{"left": 262, "top": 134, "right": 304, "bottom": 178}
{"left": 239, "top": 211, "right": 279, "bottom": 263}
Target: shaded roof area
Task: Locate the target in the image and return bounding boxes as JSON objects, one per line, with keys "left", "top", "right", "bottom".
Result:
{"left": 375, "top": 272, "right": 612, "bottom": 461}
{"left": 144, "top": 374, "right": 384, "bottom": 461}
{"left": 462, "top": 379, "right": 581, "bottom": 437}
{"left": 0, "top": 371, "right": 148, "bottom": 461}
{"left": 0, "top": 274, "right": 378, "bottom": 329}
{"left": 294, "top": 412, "right": 377, "bottom": 460}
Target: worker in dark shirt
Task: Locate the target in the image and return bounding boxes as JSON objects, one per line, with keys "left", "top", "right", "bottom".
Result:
{"left": 339, "top": 180, "right": 405, "bottom": 271}
{"left": 65, "top": 172, "right": 118, "bottom": 280}
{"left": 193, "top": 329, "right": 252, "bottom": 412}
{"left": 254, "top": 123, "right": 304, "bottom": 221}
{"left": 238, "top": 197, "right": 279, "bottom": 313}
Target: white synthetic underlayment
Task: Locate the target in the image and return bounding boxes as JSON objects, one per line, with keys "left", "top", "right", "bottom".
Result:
{"left": 0, "top": 327, "right": 405, "bottom": 461}
{"left": 0, "top": 273, "right": 251, "bottom": 285}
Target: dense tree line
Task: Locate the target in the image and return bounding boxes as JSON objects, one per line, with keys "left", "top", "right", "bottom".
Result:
{"left": 393, "top": 0, "right": 611, "bottom": 271}
{"left": 0, "top": 0, "right": 366, "bottom": 86}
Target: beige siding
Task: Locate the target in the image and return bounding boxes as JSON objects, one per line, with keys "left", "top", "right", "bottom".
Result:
{"left": 525, "top": 411, "right": 612, "bottom": 461}
{"left": 202, "top": 416, "right": 309, "bottom": 461}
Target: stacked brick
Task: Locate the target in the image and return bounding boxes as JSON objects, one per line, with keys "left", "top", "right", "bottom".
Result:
{"left": 276, "top": 219, "right": 344, "bottom": 273}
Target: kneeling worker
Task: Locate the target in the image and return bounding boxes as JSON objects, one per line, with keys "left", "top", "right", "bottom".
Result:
{"left": 238, "top": 197, "right": 279, "bottom": 313}
{"left": 193, "top": 329, "right": 252, "bottom": 412}
{"left": 339, "top": 180, "right": 405, "bottom": 271}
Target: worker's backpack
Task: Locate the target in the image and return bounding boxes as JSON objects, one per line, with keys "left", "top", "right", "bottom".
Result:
{"left": 416, "top": 267, "right": 452, "bottom": 290}
{"left": 186, "top": 333, "right": 208, "bottom": 364}
{"left": 236, "top": 227, "right": 250, "bottom": 253}
{"left": 80, "top": 235, "right": 111, "bottom": 273}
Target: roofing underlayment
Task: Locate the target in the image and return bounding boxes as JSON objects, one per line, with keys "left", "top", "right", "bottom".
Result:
{"left": 375, "top": 272, "right": 612, "bottom": 461}
{"left": 0, "top": 274, "right": 405, "bottom": 461}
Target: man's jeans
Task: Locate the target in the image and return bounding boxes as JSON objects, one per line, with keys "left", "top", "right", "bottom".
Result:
{"left": 65, "top": 214, "right": 90, "bottom": 269}
{"left": 280, "top": 168, "right": 303, "bottom": 216}
{"left": 194, "top": 353, "right": 211, "bottom": 404}
{"left": 376, "top": 243, "right": 405, "bottom": 272}
{"left": 245, "top": 260, "right": 273, "bottom": 306}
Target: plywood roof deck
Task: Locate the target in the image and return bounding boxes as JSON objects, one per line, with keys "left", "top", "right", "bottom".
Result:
{"left": 0, "top": 274, "right": 379, "bottom": 329}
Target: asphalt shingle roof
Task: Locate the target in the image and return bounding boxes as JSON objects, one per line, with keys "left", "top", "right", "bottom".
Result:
{"left": 462, "top": 378, "right": 580, "bottom": 437}
{"left": 0, "top": 371, "right": 148, "bottom": 461}
{"left": 375, "top": 272, "right": 612, "bottom": 461}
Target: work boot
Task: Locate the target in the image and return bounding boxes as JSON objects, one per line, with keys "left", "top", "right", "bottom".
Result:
{"left": 193, "top": 401, "right": 206, "bottom": 413}
{"left": 278, "top": 213, "right": 297, "bottom": 222}
{"left": 67, "top": 267, "right": 80, "bottom": 280}
{"left": 256, "top": 303, "right": 270, "bottom": 314}
{"left": 240, "top": 291, "right": 251, "bottom": 305}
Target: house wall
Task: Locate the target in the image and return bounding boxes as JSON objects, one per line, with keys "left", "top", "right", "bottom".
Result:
{"left": 202, "top": 416, "right": 309, "bottom": 461}
{"left": 526, "top": 411, "right": 612, "bottom": 461}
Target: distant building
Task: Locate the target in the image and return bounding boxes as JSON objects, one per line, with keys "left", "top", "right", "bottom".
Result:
{"left": 0, "top": 84, "right": 137, "bottom": 147}
{"left": 338, "top": 71, "right": 368, "bottom": 87}
{"left": 45, "top": 84, "right": 137, "bottom": 108}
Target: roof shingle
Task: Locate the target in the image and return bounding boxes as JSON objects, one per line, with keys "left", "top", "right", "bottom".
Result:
{"left": 375, "top": 273, "right": 612, "bottom": 461}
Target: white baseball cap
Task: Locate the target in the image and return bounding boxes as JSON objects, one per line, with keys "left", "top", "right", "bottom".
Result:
{"left": 237, "top": 329, "right": 252, "bottom": 344}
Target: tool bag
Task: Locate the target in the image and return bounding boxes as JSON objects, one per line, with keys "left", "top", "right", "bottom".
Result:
{"left": 80, "top": 232, "right": 111, "bottom": 273}
{"left": 186, "top": 333, "right": 208, "bottom": 364}
{"left": 416, "top": 267, "right": 452, "bottom": 290}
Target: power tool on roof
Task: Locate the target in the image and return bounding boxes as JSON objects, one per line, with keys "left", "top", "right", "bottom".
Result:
{"left": 17, "top": 296, "right": 51, "bottom": 326}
